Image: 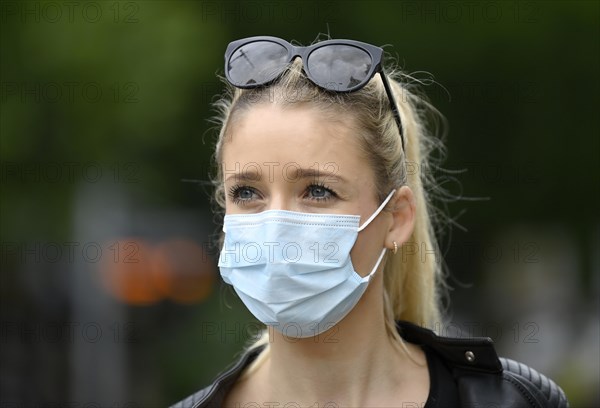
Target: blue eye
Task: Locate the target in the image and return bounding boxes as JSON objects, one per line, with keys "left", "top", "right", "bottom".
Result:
{"left": 306, "top": 184, "right": 337, "bottom": 201}
{"left": 228, "top": 185, "right": 258, "bottom": 205}
{"left": 238, "top": 188, "right": 254, "bottom": 199}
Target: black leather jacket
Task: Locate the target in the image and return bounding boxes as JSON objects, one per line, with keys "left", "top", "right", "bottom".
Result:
{"left": 170, "top": 321, "right": 569, "bottom": 407}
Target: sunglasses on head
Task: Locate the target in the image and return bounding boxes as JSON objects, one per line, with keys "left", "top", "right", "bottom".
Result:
{"left": 224, "top": 36, "right": 405, "bottom": 150}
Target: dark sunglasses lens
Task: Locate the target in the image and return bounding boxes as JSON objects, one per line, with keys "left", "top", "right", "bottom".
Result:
{"left": 307, "top": 45, "right": 372, "bottom": 91}
{"left": 227, "top": 41, "right": 289, "bottom": 87}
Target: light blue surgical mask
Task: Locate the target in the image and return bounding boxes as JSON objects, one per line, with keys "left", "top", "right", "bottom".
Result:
{"left": 218, "top": 190, "right": 396, "bottom": 338}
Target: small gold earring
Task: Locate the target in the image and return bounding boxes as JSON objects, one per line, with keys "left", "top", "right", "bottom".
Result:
{"left": 393, "top": 241, "right": 398, "bottom": 255}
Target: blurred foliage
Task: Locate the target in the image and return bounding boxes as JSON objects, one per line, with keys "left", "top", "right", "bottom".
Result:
{"left": 1, "top": 1, "right": 598, "bottom": 406}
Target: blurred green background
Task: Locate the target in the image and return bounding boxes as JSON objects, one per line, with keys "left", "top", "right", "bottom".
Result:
{"left": 1, "top": 0, "right": 598, "bottom": 406}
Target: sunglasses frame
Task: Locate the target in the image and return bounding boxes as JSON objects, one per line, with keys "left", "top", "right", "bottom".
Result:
{"left": 224, "top": 36, "right": 405, "bottom": 149}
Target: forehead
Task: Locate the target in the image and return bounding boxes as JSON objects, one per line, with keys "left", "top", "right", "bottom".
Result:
{"left": 222, "top": 104, "right": 374, "bottom": 186}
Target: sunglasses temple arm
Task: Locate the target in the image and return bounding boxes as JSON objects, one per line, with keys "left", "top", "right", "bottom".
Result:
{"left": 379, "top": 72, "right": 405, "bottom": 151}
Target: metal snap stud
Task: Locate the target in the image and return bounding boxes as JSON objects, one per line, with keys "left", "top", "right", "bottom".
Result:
{"left": 465, "top": 350, "right": 475, "bottom": 363}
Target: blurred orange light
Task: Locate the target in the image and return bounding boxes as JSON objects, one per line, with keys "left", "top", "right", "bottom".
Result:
{"left": 99, "top": 238, "right": 162, "bottom": 305}
{"left": 151, "top": 238, "right": 216, "bottom": 304}
{"left": 98, "top": 237, "right": 216, "bottom": 305}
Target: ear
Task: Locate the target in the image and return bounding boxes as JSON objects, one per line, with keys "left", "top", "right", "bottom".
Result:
{"left": 385, "top": 186, "right": 416, "bottom": 250}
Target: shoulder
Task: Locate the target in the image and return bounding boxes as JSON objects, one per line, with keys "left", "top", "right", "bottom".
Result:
{"left": 397, "top": 321, "right": 569, "bottom": 408}
{"left": 500, "top": 358, "right": 569, "bottom": 408}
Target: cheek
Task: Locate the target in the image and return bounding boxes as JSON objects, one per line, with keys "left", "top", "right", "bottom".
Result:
{"left": 350, "top": 221, "right": 387, "bottom": 277}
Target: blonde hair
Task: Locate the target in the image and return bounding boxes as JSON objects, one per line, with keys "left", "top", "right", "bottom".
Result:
{"left": 211, "top": 55, "right": 447, "bottom": 373}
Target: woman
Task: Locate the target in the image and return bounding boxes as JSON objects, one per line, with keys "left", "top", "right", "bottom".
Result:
{"left": 171, "top": 36, "right": 568, "bottom": 407}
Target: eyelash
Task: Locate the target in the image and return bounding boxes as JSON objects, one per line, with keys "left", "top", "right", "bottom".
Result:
{"left": 228, "top": 185, "right": 258, "bottom": 205}
{"left": 227, "top": 183, "right": 338, "bottom": 205}
{"left": 304, "top": 182, "right": 338, "bottom": 202}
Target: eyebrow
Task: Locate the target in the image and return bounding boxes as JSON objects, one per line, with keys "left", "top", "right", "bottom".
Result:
{"left": 224, "top": 167, "right": 347, "bottom": 184}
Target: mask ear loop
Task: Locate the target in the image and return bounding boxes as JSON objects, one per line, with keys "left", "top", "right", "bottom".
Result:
{"left": 357, "top": 189, "right": 396, "bottom": 232}
{"left": 361, "top": 247, "right": 388, "bottom": 282}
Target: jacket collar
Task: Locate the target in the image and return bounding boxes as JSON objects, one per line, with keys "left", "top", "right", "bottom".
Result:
{"left": 396, "top": 320, "right": 502, "bottom": 373}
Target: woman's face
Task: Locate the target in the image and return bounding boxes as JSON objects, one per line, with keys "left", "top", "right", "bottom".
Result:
{"left": 221, "top": 103, "right": 393, "bottom": 277}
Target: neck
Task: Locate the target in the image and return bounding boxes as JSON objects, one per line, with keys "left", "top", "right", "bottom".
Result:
{"left": 261, "top": 279, "right": 427, "bottom": 406}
